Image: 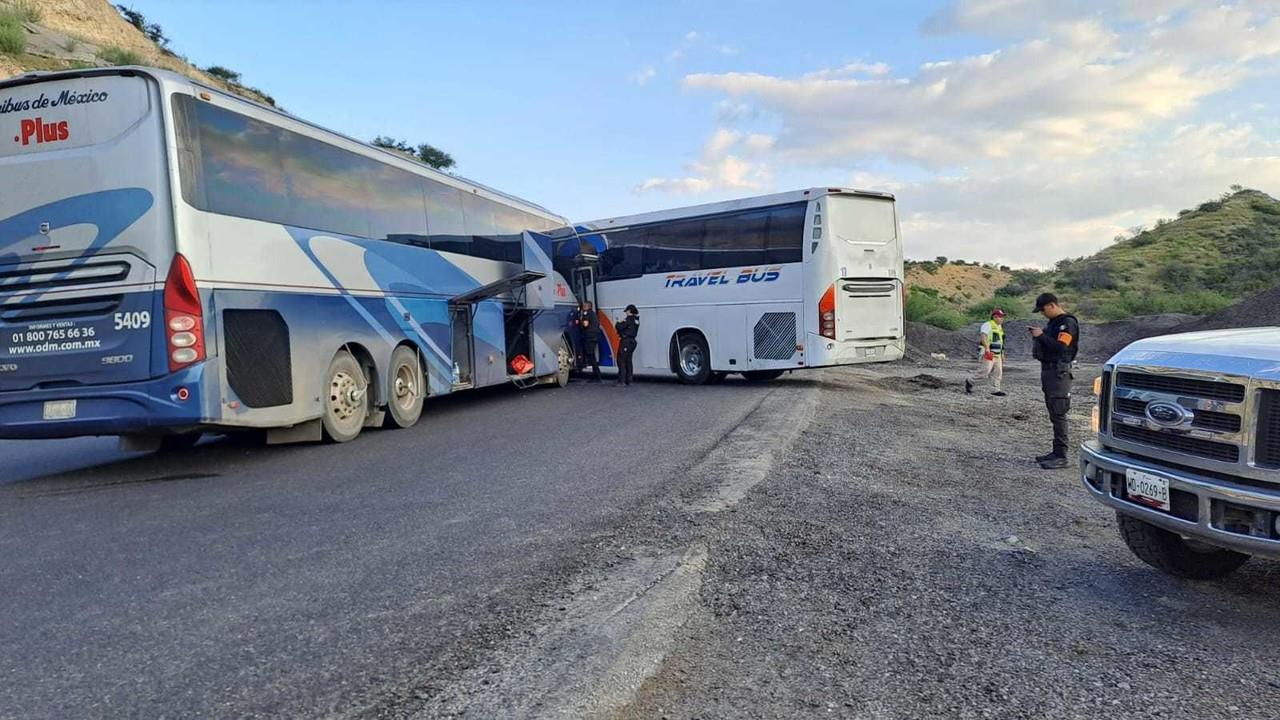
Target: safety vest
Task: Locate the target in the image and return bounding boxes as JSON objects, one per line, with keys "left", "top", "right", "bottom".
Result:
{"left": 981, "top": 321, "right": 1004, "bottom": 356}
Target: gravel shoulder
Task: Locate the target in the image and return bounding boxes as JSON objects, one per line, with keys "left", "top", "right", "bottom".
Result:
{"left": 619, "top": 360, "right": 1280, "bottom": 719}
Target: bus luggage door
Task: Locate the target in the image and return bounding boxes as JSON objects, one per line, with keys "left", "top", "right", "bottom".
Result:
{"left": 449, "top": 304, "right": 474, "bottom": 388}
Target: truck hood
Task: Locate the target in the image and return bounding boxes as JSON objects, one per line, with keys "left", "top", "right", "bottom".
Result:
{"left": 1110, "top": 327, "right": 1280, "bottom": 380}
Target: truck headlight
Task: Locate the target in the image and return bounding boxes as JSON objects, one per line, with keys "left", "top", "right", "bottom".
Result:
{"left": 1093, "top": 376, "right": 1103, "bottom": 397}
{"left": 1091, "top": 405, "right": 1101, "bottom": 433}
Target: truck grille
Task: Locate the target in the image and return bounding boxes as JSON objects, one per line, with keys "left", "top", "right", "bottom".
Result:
{"left": 1113, "top": 424, "right": 1241, "bottom": 463}
{"left": 1110, "top": 369, "right": 1246, "bottom": 465}
{"left": 1257, "top": 390, "right": 1280, "bottom": 469}
{"left": 1115, "top": 371, "right": 1245, "bottom": 402}
{"left": 1112, "top": 397, "right": 1242, "bottom": 433}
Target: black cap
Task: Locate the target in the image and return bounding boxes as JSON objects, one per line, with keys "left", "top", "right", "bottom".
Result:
{"left": 1033, "top": 292, "right": 1058, "bottom": 312}
{"left": 625, "top": 304, "right": 639, "bottom": 315}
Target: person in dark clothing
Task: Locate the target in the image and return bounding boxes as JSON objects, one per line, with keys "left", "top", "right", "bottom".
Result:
{"left": 615, "top": 304, "right": 639, "bottom": 386}
{"left": 578, "top": 301, "right": 601, "bottom": 382}
{"left": 1030, "top": 292, "right": 1080, "bottom": 469}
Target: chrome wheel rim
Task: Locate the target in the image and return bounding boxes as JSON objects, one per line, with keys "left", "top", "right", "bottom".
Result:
{"left": 680, "top": 342, "right": 704, "bottom": 377}
{"left": 393, "top": 363, "right": 419, "bottom": 412}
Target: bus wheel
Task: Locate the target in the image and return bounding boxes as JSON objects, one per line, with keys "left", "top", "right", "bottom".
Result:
{"left": 385, "top": 346, "right": 425, "bottom": 429}
{"left": 322, "top": 350, "right": 368, "bottom": 443}
{"left": 742, "top": 369, "right": 785, "bottom": 383}
{"left": 675, "top": 332, "right": 712, "bottom": 385}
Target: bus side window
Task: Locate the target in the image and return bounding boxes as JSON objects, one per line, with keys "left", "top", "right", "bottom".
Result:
{"left": 424, "top": 181, "right": 469, "bottom": 255}
{"left": 764, "top": 203, "right": 806, "bottom": 264}
{"left": 600, "top": 228, "right": 645, "bottom": 279}
{"left": 643, "top": 219, "right": 704, "bottom": 274}
{"left": 704, "top": 211, "right": 767, "bottom": 269}
{"left": 364, "top": 163, "right": 430, "bottom": 243}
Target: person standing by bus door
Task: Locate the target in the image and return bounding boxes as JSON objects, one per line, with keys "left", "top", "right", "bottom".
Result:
{"left": 1029, "top": 293, "right": 1080, "bottom": 470}
{"left": 570, "top": 301, "right": 588, "bottom": 369}
{"left": 615, "top": 304, "right": 639, "bottom": 386}
{"left": 965, "top": 308, "right": 1007, "bottom": 397}
{"left": 579, "top": 301, "right": 602, "bottom": 382}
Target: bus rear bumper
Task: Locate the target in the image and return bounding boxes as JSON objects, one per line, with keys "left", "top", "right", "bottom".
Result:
{"left": 0, "top": 365, "right": 210, "bottom": 439}
{"left": 805, "top": 335, "right": 904, "bottom": 366}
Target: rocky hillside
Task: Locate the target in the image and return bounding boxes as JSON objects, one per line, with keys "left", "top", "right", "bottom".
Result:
{"left": 907, "top": 188, "right": 1280, "bottom": 328}
{"left": 0, "top": 0, "right": 274, "bottom": 105}
{"left": 1050, "top": 188, "right": 1280, "bottom": 320}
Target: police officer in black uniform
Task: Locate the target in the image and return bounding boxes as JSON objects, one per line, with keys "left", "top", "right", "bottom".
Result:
{"left": 615, "top": 304, "right": 639, "bottom": 386}
{"left": 578, "top": 301, "right": 602, "bottom": 382}
{"left": 1030, "top": 292, "right": 1080, "bottom": 469}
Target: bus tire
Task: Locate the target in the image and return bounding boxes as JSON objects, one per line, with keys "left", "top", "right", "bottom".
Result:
{"left": 322, "top": 350, "right": 369, "bottom": 443}
{"left": 555, "top": 338, "right": 573, "bottom": 388}
{"left": 674, "top": 332, "right": 712, "bottom": 385}
{"left": 384, "top": 345, "right": 425, "bottom": 429}
{"left": 742, "top": 369, "right": 785, "bottom": 383}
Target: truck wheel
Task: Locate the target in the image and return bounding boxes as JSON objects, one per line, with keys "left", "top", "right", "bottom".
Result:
{"left": 384, "top": 346, "right": 425, "bottom": 429}
{"left": 742, "top": 369, "right": 785, "bottom": 383}
{"left": 1116, "top": 513, "right": 1250, "bottom": 579}
{"left": 322, "top": 350, "right": 368, "bottom": 443}
{"left": 674, "top": 332, "right": 711, "bottom": 385}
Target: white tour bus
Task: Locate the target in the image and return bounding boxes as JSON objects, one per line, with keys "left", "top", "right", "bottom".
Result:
{"left": 0, "top": 67, "right": 578, "bottom": 449}
{"left": 560, "top": 188, "right": 904, "bottom": 383}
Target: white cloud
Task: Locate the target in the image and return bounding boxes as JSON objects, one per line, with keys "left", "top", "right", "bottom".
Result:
{"left": 717, "top": 44, "right": 739, "bottom": 56}
{"left": 685, "top": 30, "right": 699, "bottom": 41}
{"left": 637, "top": 129, "right": 775, "bottom": 194}
{"left": 644, "top": 1, "right": 1280, "bottom": 264}
{"left": 631, "top": 65, "right": 657, "bottom": 86}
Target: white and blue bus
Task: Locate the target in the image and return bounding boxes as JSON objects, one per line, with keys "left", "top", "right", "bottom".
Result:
{"left": 560, "top": 189, "right": 904, "bottom": 383}
{"left": 0, "top": 67, "right": 577, "bottom": 449}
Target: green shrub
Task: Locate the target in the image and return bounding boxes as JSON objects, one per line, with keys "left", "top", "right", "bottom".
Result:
{"left": 98, "top": 47, "right": 143, "bottom": 66}
{"left": 966, "top": 297, "right": 1022, "bottom": 322}
{"left": 0, "top": 15, "right": 23, "bottom": 55}
{"left": 919, "top": 307, "right": 968, "bottom": 330}
{"left": 1092, "top": 290, "right": 1233, "bottom": 322}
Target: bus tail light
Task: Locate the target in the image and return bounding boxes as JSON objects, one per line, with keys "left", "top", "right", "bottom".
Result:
{"left": 819, "top": 283, "right": 836, "bottom": 339}
{"left": 164, "top": 253, "right": 206, "bottom": 372}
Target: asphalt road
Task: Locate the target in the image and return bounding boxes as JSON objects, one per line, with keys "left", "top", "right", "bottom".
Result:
{"left": 0, "top": 375, "right": 780, "bottom": 719}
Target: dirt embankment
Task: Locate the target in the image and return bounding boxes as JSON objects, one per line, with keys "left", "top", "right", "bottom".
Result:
{"left": 3, "top": 0, "right": 273, "bottom": 106}
{"left": 908, "top": 298, "right": 1273, "bottom": 363}
{"left": 906, "top": 263, "right": 1011, "bottom": 303}
{"left": 908, "top": 316, "right": 1194, "bottom": 364}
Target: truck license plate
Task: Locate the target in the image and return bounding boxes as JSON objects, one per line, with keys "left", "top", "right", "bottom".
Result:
{"left": 1125, "top": 469, "right": 1171, "bottom": 511}
{"left": 42, "top": 399, "right": 76, "bottom": 420}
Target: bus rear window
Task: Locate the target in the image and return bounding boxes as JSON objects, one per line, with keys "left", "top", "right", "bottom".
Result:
{"left": 832, "top": 196, "right": 897, "bottom": 245}
{"left": 0, "top": 75, "right": 150, "bottom": 158}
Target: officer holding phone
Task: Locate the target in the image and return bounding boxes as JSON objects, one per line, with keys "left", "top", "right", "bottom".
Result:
{"left": 1029, "top": 293, "right": 1080, "bottom": 469}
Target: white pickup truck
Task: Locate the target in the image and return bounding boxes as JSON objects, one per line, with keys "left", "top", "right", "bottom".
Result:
{"left": 1081, "top": 328, "right": 1280, "bottom": 579}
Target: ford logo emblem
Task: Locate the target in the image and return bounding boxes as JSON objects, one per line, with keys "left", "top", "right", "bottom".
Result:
{"left": 1146, "top": 401, "right": 1193, "bottom": 428}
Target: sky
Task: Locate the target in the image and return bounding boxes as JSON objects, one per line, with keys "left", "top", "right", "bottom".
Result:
{"left": 138, "top": 0, "right": 1280, "bottom": 267}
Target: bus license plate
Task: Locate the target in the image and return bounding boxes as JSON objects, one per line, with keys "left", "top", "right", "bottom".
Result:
{"left": 42, "top": 399, "right": 76, "bottom": 420}
{"left": 1125, "top": 469, "right": 1171, "bottom": 511}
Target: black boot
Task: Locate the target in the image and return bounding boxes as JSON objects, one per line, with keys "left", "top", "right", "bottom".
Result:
{"left": 1039, "top": 455, "right": 1069, "bottom": 469}
{"left": 1035, "top": 451, "right": 1060, "bottom": 463}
